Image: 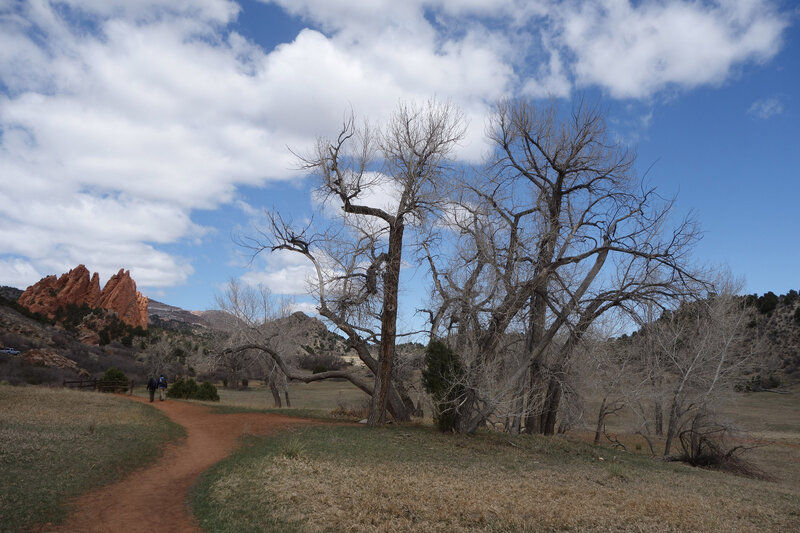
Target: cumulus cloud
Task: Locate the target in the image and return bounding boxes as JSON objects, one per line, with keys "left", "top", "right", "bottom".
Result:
{"left": 240, "top": 249, "right": 317, "bottom": 295}
{"left": 241, "top": 265, "right": 315, "bottom": 295}
{"left": 0, "top": 0, "right": 788, "bottom": 295}
{"left": 748, "top": 97, "right": 784, "bottom": 119}
{"left": 555, "top": 0, "right": 787, "bottom": 98}
{"left": 0, "top": 258, "right": 43, "bottom": 289}
{"left": 287, "top": 300, "right": 319, "bottom": 316}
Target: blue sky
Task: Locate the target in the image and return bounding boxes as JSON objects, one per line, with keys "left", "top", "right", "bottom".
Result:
{"left": 1, "top": 0, "right": 798, "bottom": 328}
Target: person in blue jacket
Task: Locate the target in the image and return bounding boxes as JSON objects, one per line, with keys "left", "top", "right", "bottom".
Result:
{"left": 157, "top": 374, "right": 167, "bottom": 401}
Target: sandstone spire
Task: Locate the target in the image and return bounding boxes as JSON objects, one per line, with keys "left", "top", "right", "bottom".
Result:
{"left": 19, "top": 265, "right": 148, "bottom": 329}
{"left": 98, "top": 269, "right": 149, "bottom": 330}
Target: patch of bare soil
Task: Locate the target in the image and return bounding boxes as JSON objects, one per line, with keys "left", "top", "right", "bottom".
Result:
{"left": 47, "top": 396, "right": 318, "bottom": 532}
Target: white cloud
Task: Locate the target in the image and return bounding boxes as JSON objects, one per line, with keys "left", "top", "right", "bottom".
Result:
{"left": 521, "top": 39, "right": 571, "bottom": 98}
{"left": 0, "top": 0, "right": 788, "bottom": 297}
{"left": 56, "top": 0, "right": 241, "bottom": 23}
{"left": 241, "top": 265, "right": 315, "bottom": 295}
{"left": 556, "top": 0, "right": 787, "bottom": 99}
{"left": 287, "top": 300, "right": 318, "bottom": 315}
{"left": 0, "top": 258, "right": 42, "bottom": 289}
{"left": 748, "top": 97, "right": 784, "bottom": 119}
{"left": 0, "top": 1, "right": 300, "bottom": 290}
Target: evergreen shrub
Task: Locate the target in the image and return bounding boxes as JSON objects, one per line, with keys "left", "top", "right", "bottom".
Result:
{"left": 100, "top": 366, "right": 128, "bottom": 392}
{"left": 167, "top": 378, "right": 219, "bottom": 401}
{"left": 422, "top": 340, "right": 465, "bottom": 432}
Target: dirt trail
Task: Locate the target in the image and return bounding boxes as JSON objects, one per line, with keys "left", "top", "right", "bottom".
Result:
{"left": 49, "top": 397, "right": 318, "bottom": 533}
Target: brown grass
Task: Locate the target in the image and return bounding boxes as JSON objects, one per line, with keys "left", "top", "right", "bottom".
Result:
{"left": 185, "top": 379, "right": 800, "bottom": 531}
{"left": 590, "top": 384, "right": 800, "bottom": 485}
{"left": 0, "top": 384, "right": 183, "bottom": 531}
{"left": 133, "top": 378, "right": 367, "bottom": 412}
{"left": 195, "top": 424, "right": 800, "bottom": 532}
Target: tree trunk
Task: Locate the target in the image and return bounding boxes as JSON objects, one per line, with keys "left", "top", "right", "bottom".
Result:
{"left": 367, "top": 223, "right": 404, "bottom": 427}
{"left": 524, "top": 363, "right": 543, "bottom": 434}
{"left": 457, "top": 388, "right": 485, "bottom": 434}
{"left": 663, "top": 397, "right": 681, "bottom": 456}
{"left": 393, "top": 380, "right": 417, "bottom": 418}
{"left": 319, "top": 308, "right": 409, "bottom": 422}
{"left": 386, "top": 384, "right": 411, "bottom": 422}
{"left": 541, "top": 377, "right": 561, "bottom": 436}
{"left": 524, "top": 291, "right": 547, "bottom": 434}
{"left": 594, "top": 397, "right": 607, "bottom": 445}
{"left": 654, "top": 401, "right": 664, "bottom": 437}
{"left": 268, "top": 380, "right": 282, "bottom": 407}
{"left": 509, "top": 389, "right": 525, "bottom": 435}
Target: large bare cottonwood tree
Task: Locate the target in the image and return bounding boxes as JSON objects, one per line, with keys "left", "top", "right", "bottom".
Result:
{"left": 244, "top": 100, "right": 467, "bottom": 426}
{"left": 423, "top": 98, "right": 703, "bottom": 434}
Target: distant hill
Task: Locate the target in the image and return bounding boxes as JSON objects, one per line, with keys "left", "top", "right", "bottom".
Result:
{"left": 742, "top": 290, "right": 800, "bottom": 380}
{"left": 4, "top": 271, "right": 797, "bottom": 385}
{"left": 0, "top": 286, "right": 22, "bottom": 301}
{"left": 146, "top": 299, "right": 362, "bottom": 365}
{"left": 259, "top": 311, "right": 351, "bottom": 359}
{"left": 620, "top": 289, "right": 800, "bottom": 383}
{"left": 148, "top": 299, "right": 211, "bottom": 331}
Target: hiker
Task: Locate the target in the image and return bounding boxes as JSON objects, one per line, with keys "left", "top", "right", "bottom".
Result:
{"left": 157, "top": 374, "right": 168, "bottom": 401}
{"left": 146, "top": 376, "right": 157, "bottom": 402}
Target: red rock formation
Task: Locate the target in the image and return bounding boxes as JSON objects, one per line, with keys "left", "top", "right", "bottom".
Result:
{"left": 18, "top": 265, "right": 101, "bottom": 316}
{"left": 99, "top": 269, "right": 149, "bottom": 330}
{"left": 19, "top": 265, "right": 148, "bottom": 330}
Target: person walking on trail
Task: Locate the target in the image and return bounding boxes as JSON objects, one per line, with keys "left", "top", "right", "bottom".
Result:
{"left": 157, "top": 374, "right": 168, "bottom": 401}
{"left": 146, "top": 376, "right": 157, "bottom": 403}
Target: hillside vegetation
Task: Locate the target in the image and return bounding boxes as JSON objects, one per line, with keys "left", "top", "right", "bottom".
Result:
{"left": 741, "top": 289, "right": 800, "bottom": 380}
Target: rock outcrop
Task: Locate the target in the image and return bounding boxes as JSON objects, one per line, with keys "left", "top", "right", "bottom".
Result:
{"left": 99, "top": 269, "right": 149, "bottom": 330}
{"left": 23, "top": 348, "right": 79, "bottom": 370}
{"left": 18, "top": 265, "right": 101, "bottom": 315}
{"left": 18, "top": 265, "right": 148, "bottom": 330}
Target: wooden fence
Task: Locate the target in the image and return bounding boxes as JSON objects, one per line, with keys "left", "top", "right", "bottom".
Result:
{"left": 62, "top": 378, "right": 135, "bottom": 394}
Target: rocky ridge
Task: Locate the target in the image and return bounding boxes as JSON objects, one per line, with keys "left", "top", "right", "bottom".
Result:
{"left": 18, "top": 265, "right": 149, "bottom": 329}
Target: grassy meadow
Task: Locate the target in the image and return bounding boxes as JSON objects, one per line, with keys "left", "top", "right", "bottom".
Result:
{"left": 186, "top": 381, "right": 800, "bottom": 532}
{"left": 217, "top": 380, "right": 368, "bottom": 411}
{"left": 3, "top": 379, "right": 798, "bottom": 532}
{"left": 0, "top": 385, "right": 184, "bottom": 532}
{"left": 131, "top": 378, "right": 369, "bottom": 418}
{"left": 190, "top": 423, "right": 800, "bottom": 532}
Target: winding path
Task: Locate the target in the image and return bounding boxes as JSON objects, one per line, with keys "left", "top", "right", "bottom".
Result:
{"left": 50, "top": 396, "right": 318, "bottom": 532}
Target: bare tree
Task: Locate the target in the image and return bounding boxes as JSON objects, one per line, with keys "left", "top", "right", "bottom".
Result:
{"left": 214, "top": 278, "right": 291, "bottom": 406}
{"left": 583, "top": 328, "right": 655, "bottom": 449}
{"left": 145, "top": 335, "right": 180, "bottom": 378}
{"left": 423, "top": 98, "right": 703, "bottom": 434}
{"left": 641, "top": 286, "right": 757, "bottom": 456}
{"left": 243, "top": 100, "right": 467, "bottom": 426}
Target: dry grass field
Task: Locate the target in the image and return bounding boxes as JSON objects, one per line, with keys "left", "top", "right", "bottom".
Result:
{"left": 191, "top": 424, "right": 800, "bottom": 532}
{"left": 0, "top": 385, "right": 183, "bottom": 532}
{"left": 220, "top": 380, "right": 368, "bottom": 411}
{"left": 189, "top": 383, "right": 800, "bottom": 532}
{"left": 131, "top": 378, "right": 368, "bottom": 412}
{"left": 582, "top": 384, "right": 800, "bottom": 486}
{"left": 3, "top": 378, "right": 797, "bottom": 532}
